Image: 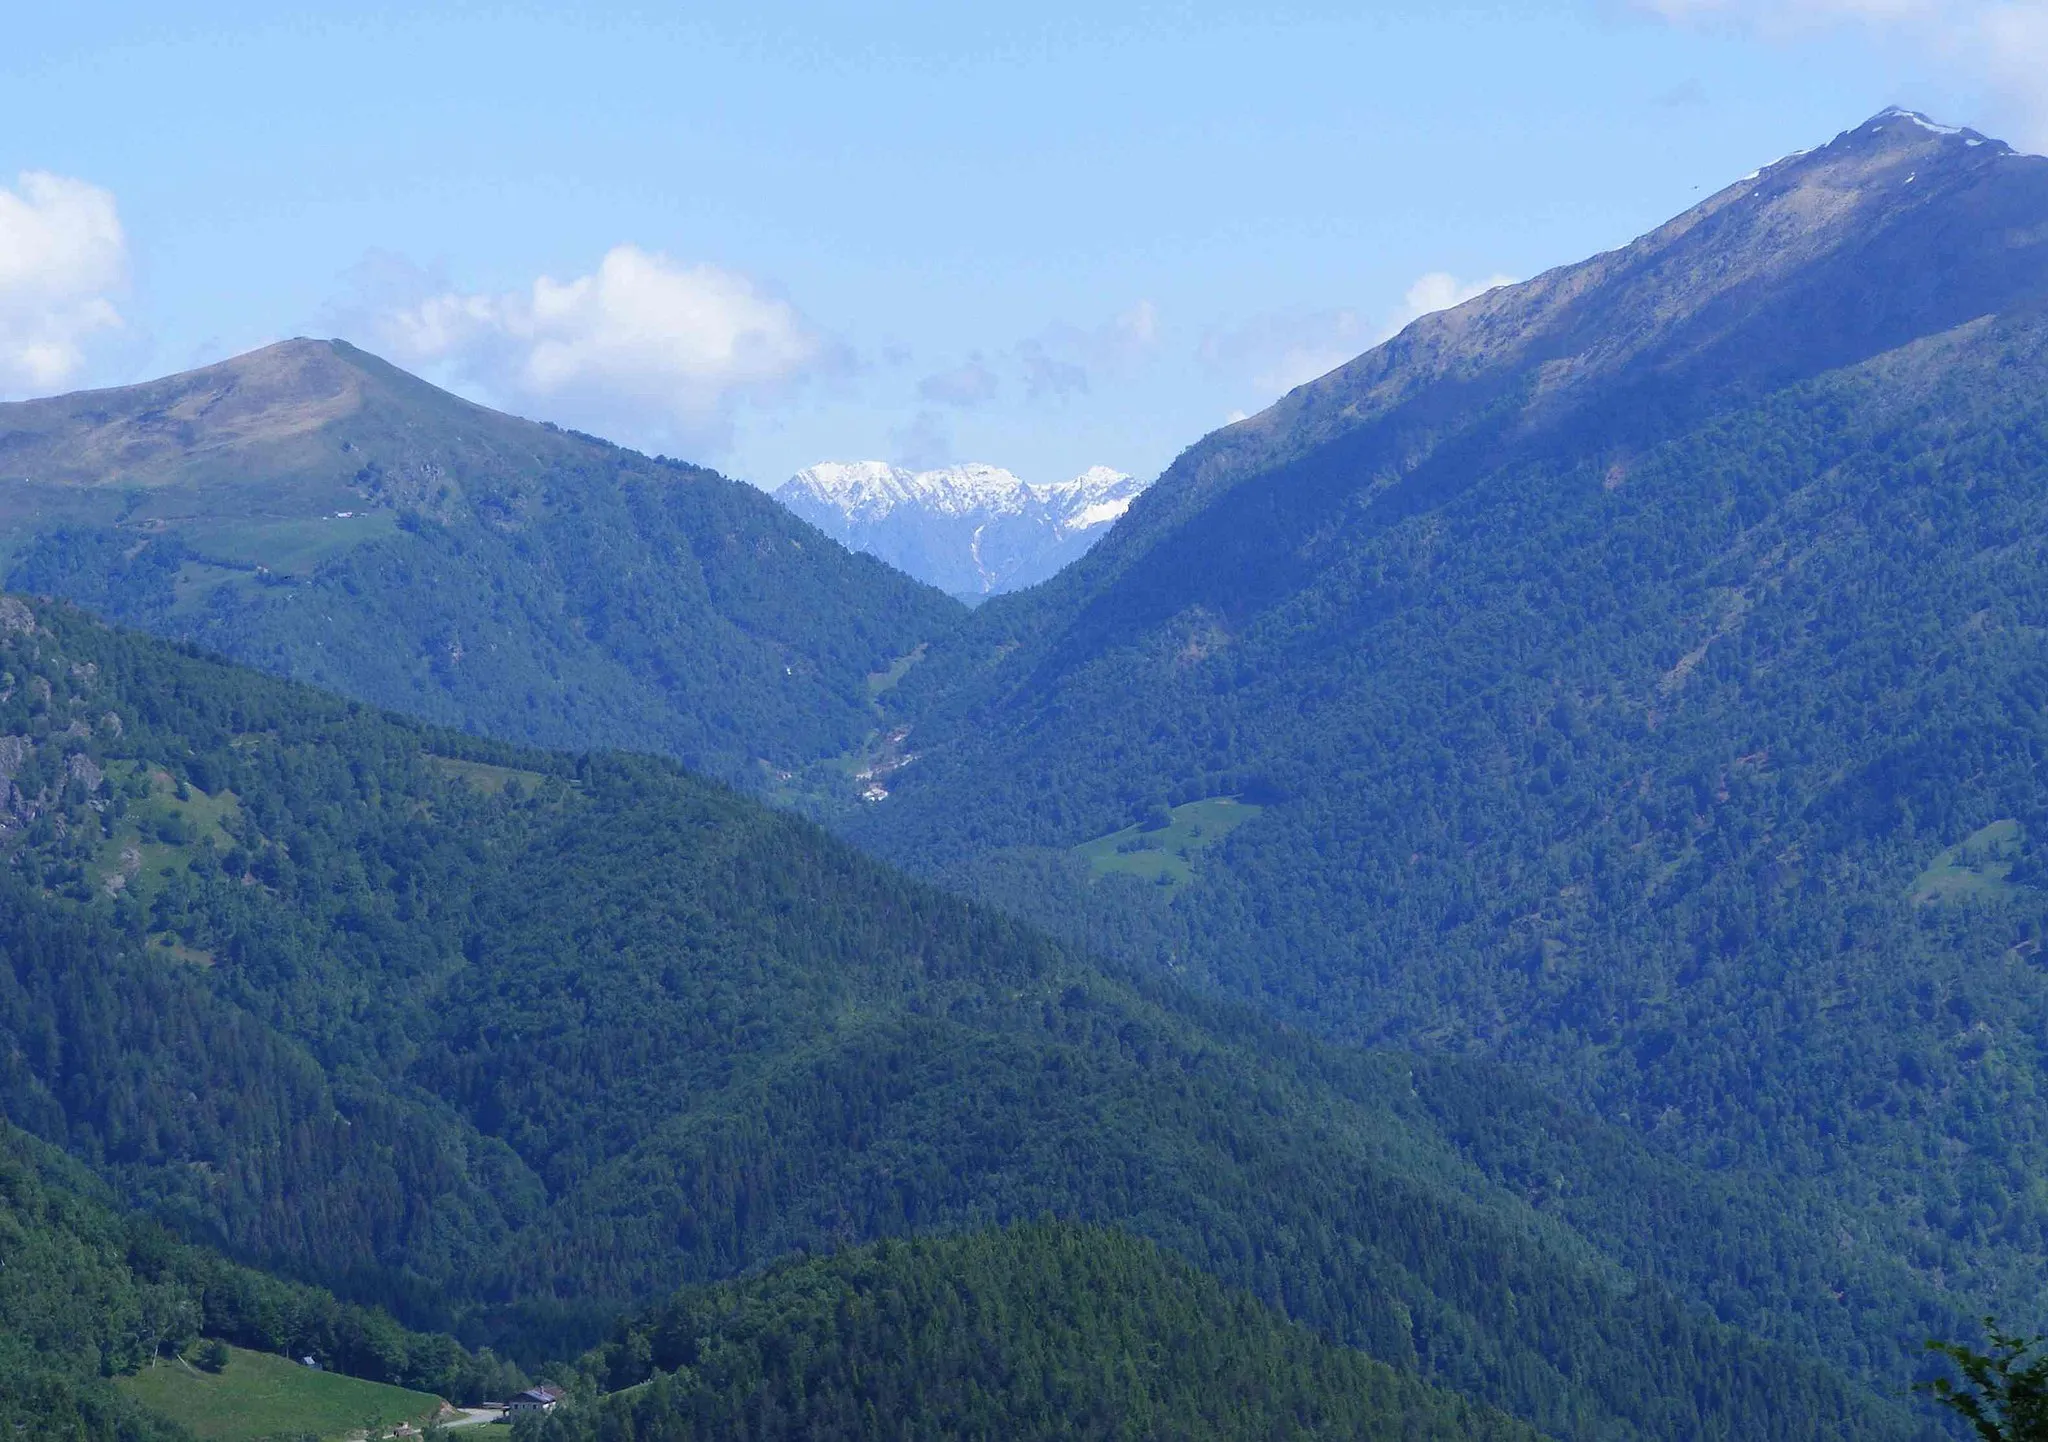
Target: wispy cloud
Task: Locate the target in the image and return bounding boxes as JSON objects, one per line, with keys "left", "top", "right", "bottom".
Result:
{"left": 918, "top": 354, "right": 1000, "bottom": 407}
{"left": 1632, "top": 0, "right": 2048, "bottom": 150}
{"left": 1017, "top": 342, "right": 1091, "bottom": 400}
{"left": 1653, "top": 77, "right": 1712, "bottom": 108}
{"left": 890, "top": 408, "right": 954, "bottom": 470}
{"left": 1200, "top": 306, "right": 1374, "bottom": 396}
{"left": 1634, "top": 0, "right": 1945, "bottom": 22}
{"left": 1010, "top": 299, "right": 1161, "bottom": 401}
{"left": 0, "top": 172, "right": 126, "bottom": 395}
{"left": 363, "top": 244, "right": 834, "bottom": 452}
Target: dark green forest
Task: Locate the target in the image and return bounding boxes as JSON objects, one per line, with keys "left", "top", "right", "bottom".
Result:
{"left": 859, "top": 266, "right": 2048, "bottom": 1358}
{"left": 525, "top": 1222, "right": 1542, "bottom": 1442}
{"left": 0, "top": 1120, "right": 524, "bottom": 1441}
{"left": 0, "top": 597, "right": 1941, "bottom": 1439}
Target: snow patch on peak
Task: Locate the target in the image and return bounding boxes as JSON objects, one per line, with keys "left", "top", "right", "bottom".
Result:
{"left": 782, "top": 461, "right": 1033, "bottom": 520}
{"left": 1878, "top": 108, "right": 1964, "bottom": 137}
{"left": 1065, "top": 496, "right": 1136, "bottom": 531}
{"left": 785, "top": 461, "right": 916, "bottom": 510}
{"left": 1737, "top": 147, "right": 1812, "bottom": 185}
{"left": 922, "top": 463, "right": 1033, "bottom": 515}
{"left": 1051, "top": 464, "right": 1134, "bottom": 492}
{"left": 775, "top": 460, "right": 1150, "bottom": 595}
{"left": 798, "top": 460, "right": 900, "bottom": 491}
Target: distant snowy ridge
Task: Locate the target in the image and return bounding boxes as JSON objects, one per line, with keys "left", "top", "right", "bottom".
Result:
{"left": 777, "top": 461, "right": 1147, "bottom": 598}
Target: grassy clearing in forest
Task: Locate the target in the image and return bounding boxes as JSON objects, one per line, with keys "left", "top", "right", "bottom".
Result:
{"left": 1073, "top": 796, "right": 1263, "bottom": 888}
{"left": 1911, "top": 818, "right": 2024, "bottom": 904}
{"left": 429, "top": 754, "right": 553, "bottom": 796}
{"left": 118, "top": 1345, "right": 442, "bottom": 1441}
{"left": 86, "top": 761, "right": 240, "bottom": 917}
{"left": 866, "top": 641, "right": 929, "bottom": 697}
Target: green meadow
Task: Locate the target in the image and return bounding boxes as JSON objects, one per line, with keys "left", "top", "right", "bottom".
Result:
{"left": 1911, "top": 817, "right": 2026, "bottom": 904}
{"left": 118, "top": 1346, "right": 444, "bottom": 1441}
{"left": 1073, "top": 795, "right": 1263, "bottom": 887}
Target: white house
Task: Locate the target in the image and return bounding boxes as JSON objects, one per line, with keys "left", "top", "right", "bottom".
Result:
{"left": 505, "top": 1386, "right": 564, "bottom": 1416}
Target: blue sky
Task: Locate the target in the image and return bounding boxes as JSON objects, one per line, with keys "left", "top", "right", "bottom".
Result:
{"left": 2, "top": 1, "right": 2042, "bottom": 488}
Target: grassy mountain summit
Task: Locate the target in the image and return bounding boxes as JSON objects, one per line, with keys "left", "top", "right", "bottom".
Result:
{"left": 855, "top": 108, "right": 2048, "bottom": 1347}
{"left": 0, "top": 338, "right": 960, "bottom": 783}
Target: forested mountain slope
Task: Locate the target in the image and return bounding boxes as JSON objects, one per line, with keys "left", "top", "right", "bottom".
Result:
{"left": 854, "top": 109, "right": 2048, "bottom": 1346}
{"left": 0, "top": 1121, "right": 520, "bottom": 1442}
{"left": 530, "top": 1222, "right": 1543, "bottom": 1442}
{"left": 0, "top": 597, "right": 1942, "bottom": 1440}
{"left": 0, "top": 339, "right": 960, "bottom": 784}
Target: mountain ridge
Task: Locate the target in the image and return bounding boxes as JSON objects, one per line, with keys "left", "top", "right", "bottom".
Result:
{"left": 0, "top": 106, "right": 2041, "bottom": 1441}
{"left": 0, "top": 337, "right": 963, "bottom": 785}
{"left": 990, "top": 106, "right": 2048, "bottom": 647}
{"left": 845, "top": 107, "right": 2048, "bottom": 1368}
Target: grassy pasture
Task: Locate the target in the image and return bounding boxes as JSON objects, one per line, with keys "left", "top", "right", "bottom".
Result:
{"left": 1911, "top": 818, "right": 2024, "bottom": 904}
{"left": 163, "top": 513, "right": 401, "bottom": 615}
{"left": 866, "top": 641, "right": 929, "bottom": 696}
{"left": 119, "top": 1345, "right": 443, "bottom": 1441}
{"left": 87, "top": 762, "right": 241, "bottom": 922}
{"left": 428, "top": 754, "right": 554, "bottom": 796}
{"left": 1073, "top": 795, "right": 1263, "bottom": 888}
{"left": 180, "top": 512, "right": 399, "bottom": 575}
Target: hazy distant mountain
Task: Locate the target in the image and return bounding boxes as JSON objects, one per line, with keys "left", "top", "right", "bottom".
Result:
{"left": 0, "top": 338, "right": 960, "bottom": 782}
{"left": 775, "top": 460, "right": 1146, "bottom": 598}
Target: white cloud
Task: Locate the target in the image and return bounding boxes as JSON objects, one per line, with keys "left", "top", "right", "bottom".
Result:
{"left": 374, "top": 244, "right": 830, "bottom": 450}
{"left": 1632, "top": 0, "right": 2048, "bottom": 150}
{"left": 1201, "top": 270, "right": 1516, "bottom": 399}
{"left": 1109, "top": 299, "right": 1160, "bottom": 353}
{"left": 1386, "top": 271, "right": 1519, "bottom": 336}
{"left": 0, "top": 172, "right": 126, "bottom": 395}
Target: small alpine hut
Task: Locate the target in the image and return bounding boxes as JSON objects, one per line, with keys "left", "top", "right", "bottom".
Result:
{"left": 505, "top": 1385, "right": 565, "bottom": 1416}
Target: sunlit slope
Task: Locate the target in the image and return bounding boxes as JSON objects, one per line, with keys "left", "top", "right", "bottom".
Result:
{"left": 0, "top": 338, "right": 960, "bottom": 783}
{"left": 854, "top": 110, "right": 2048, "bottom": 1361}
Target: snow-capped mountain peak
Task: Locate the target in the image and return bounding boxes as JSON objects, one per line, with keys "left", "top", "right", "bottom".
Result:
{"left": 1034, "top": 465, "right": 1139, "bottom": 534}
{"left": 776, "top": 461, "right": 1147, "bottom": 598}
{"left": 784, "top": 461, "right": 1040, "bottom": 521}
